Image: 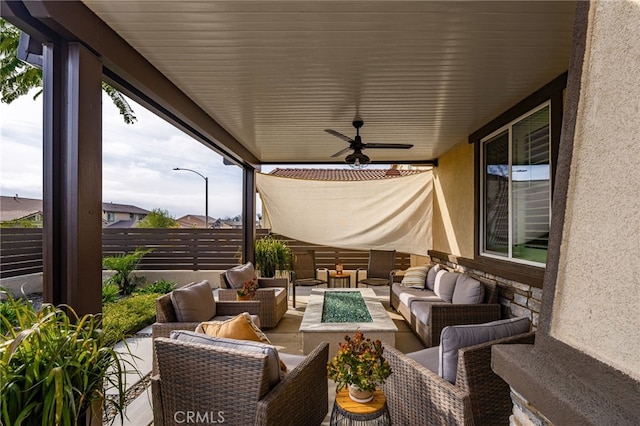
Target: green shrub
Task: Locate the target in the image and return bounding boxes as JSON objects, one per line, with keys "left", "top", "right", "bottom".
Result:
{"left": 102, "top": 293, "right": 158, "bottom": 346}
{"left": 102, "top": 283, "right": 121, "bottom": 304}
{"left": 0, "top": 297, "right": 27, "bottom": 335}
{"left": 102, "top": 247, "right": 153, "bottom": 296}
{"left": 0, "top": 296, "right": 132, "bottom": 425}
{"left": 134, "top": 279, "right": 176, "bottom": 295}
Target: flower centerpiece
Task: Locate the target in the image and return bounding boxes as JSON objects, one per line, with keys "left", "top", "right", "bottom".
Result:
{"left": 327, "top": 332, "right": 392, "bottom": 403}
{"left": 237, "top": 276, "right": 258, "bottom": 300}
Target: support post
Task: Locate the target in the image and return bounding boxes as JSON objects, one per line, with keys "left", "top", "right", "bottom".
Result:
{"left": 42, "top": 41, "right": 103, "bottom": 315}
{"left": 242, "top": 166, "right": 256, "bottom": 264}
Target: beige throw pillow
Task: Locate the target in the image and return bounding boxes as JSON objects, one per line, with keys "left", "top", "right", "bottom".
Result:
{"left": 197, "top": 312, "right": 271, "bottom": 344}
{"left": 400, "top": 265, "right": 430, "bottom": 287}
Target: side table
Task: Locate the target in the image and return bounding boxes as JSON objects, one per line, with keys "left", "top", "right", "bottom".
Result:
{"left": 330, "top": 388, "right": 391, "bottom": 425}
{"left": 329, "top": 273, "right": 351, "bottom": 288}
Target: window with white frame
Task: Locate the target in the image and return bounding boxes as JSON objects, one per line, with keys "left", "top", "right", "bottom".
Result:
{"left": 481, "top": 102, "right": 551, "bottom": 266}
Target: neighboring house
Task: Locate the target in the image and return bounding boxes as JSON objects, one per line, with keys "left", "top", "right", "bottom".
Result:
{"left": 105, "top": 219, "right": 140, "bottom": 228}
{"left": 214, "top": 219, "right": 242, "bottom": 229}
{"left": 177, "top": 214, "right": 216, "bottom": 228}
{"left": 0, "top": 195, "right": 43, "bottom": 227}
{"left": 102, "top": 202, "right": 149, "bottom": 225}
{"left": 0, "top": 196, "right": 149, "bottom": 228}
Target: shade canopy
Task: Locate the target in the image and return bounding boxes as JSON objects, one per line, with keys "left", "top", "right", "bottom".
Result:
{"left": 256, "top": 171, "right": 432, "bottom": 256}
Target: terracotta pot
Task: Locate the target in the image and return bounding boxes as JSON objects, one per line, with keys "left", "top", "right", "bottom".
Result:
{"left": 236, "top": 294, "right": 252, "bottom": 301}
{"left": 348, "top": 384, "right": 374, "bottom": 403}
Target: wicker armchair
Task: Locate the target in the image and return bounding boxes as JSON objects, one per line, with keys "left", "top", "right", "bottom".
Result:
{"left": 152, "top": 338, "right": 329, "bottom": 426}
{"left": 381, "top": 331, "right": 535, "bottom": 426}
{"left": 218, "top": 274, "right": 288, "bottom": 328}
{"left": 152, "top": 285, "right": 260, "bottom": 374}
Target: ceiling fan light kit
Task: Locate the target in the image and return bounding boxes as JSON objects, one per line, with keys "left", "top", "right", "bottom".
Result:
{"left": 324, "top": 119, "right": 413, "bottom": 165}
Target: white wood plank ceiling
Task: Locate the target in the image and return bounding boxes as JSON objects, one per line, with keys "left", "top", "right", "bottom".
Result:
{"left": 83, "top": 0, "right": 575, "bottom": 164}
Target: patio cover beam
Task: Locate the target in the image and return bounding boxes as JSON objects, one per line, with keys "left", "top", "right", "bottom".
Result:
{"left": 16, "top": 0, "right": 259, "bottom": 168}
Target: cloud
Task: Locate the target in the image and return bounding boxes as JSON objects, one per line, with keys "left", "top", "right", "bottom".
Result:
{"left": 0, "top": 89, "right": 244, "bottom": 218}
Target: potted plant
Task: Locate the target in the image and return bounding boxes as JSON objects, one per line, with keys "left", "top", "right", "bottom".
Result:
{"left": 0, "top": 294, "right": 134, "bottom": 425}
{"left": 236, "top": 276, "right": 259, "bottom": 300}
{"left": 327, "top": 332, "right": 392, "bottom": 403}
{"left": 254, "top": 235, "right": 292, "bottom": 278}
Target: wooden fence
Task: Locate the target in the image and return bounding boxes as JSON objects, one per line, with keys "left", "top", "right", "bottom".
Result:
{"left": 0, "top": 228, "right": 43, "bottom": 279}
{"left": 1, "top": 228, "right": 410, "bottom": 278}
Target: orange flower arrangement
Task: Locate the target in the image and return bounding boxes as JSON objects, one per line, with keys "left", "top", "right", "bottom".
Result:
{"left": 237, "top": 276, "right": 258, "bottom": 298}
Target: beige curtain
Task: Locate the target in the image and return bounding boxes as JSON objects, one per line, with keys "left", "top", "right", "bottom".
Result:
{"left": 256, "top": 171, "right": 432, "bottom": 256}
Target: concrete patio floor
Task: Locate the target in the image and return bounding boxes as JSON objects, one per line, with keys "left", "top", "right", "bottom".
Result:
{"left": 112, "top": 284, "right": 424, "bottom": 426}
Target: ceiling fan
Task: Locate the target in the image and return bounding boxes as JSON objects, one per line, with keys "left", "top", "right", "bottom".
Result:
{"left": 324, "top": 118, "right": 413, "bottom": 166}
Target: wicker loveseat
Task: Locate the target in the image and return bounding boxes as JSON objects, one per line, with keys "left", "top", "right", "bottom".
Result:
{"left": 391, "top": 264, "right": 501, "bottom": 347}
{"left": 152, "top": 334, "right": 329, "bottom": 426}
{"left": 218, "top": 262, "right": 288, "bottom": 328}
{"left": 381, "top": 318, "right": 535, "bottom": 426}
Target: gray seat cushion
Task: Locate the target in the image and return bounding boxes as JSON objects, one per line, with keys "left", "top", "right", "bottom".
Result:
{"left": 439, "top": 317, "right": 531, "bottom": 383}
{"left": 398, "top": 288, "right": 442, "bottom": 308}
{"left": 425, "top": 263, "right": 442, "bottom": 290}
{"left": 406, "top": 346, "right": 440, "bottom": 374}
{"left": 170, "top": 280, "right": 215, "bottom": 322}
{"left": 225, "top": 262, "right": 256, "bottom": 289}
{"left": 433, "top": 270, "right": 458, "bottom": 303}
{"left": 359, "top": 277, "right": 390, "bottom": 286}
{"left": 410, "top": 301, "right": 436, "bottom": 325}
{"left": 452, "top": 274, "right": 485, "bottom": 304}
{"left": 170, "top": 330, "right": 282, "bottom": 388}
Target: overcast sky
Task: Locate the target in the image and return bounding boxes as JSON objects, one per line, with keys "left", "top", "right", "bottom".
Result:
{"left": 0, "top": 90, "right": 256, "bottom": 219}
{"left": 0, "top": 89, "right": 365, "bottom": 219}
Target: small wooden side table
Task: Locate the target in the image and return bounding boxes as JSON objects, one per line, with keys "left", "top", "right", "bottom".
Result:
{"left": 330, "top": 388, "right": 391, "bottom": 425}
{"left": 329, "top": 273, "right": 351, "bottom": 288}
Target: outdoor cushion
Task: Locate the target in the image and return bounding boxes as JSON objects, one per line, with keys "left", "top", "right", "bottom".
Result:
{"left": 400, "top": 265, "right": 430, "bottom": 287}
{"left": 433, "top": 270, "right": 457, "bottom": 303}
{"left": 170, "top": 330, "right": 283, "bottom": 388}
{"left": 170, "top": 280, "right": 215, "bottom": 322}
{"left": 196, "top": 312, "right": 270, "bottom": 344}
{"left": 196, "top": 314, "right": 261, "bottom": 329}
{"left": 225, "top": 262, "right": 256, "bottom": 289}
{"left": 410, "top": 301, "right": 434, "bottom": 326}
{"left": 452, "top": 274, "right": 485, "bottom": 304}
{"left": 406, "top": 346, "right": 440, "bottom": 374}
{"left": 273, "top": 287, "right": 287, "bottom": 305}
{"left": 399, "top": 288, "right": 442, "bottom": 308}
{"left": 360, "top": 277, "right": 391, "bottom": 286}
{"left": 425, "top": 263, "right": 442, "bottom": 290}
{"left": 438, "top": 317, "right": 531, "bottom": 383}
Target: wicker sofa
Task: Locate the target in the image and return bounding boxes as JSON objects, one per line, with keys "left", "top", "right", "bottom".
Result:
{"left": 381, "top": 318, "right": 535, "bottom": 426}
{"left": 391, "top": 265, "right": 502, "bottom": 347}
{"left": 152, "top": 334, "right": 329, "bottom": 426}
{"left": 218, "top": 262, "right": 288, "bottom": 328}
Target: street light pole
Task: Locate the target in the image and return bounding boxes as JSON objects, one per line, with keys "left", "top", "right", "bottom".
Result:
{"left": 173, "top": 167, "right": 209, "bottom": 229}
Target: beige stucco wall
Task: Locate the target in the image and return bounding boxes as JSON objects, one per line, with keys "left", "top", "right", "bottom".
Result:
{"left": 551, "top": 0, "right": 640, "bottom": 381}
{"left": 431, "top": 139, "right": 475, "bottom": 258}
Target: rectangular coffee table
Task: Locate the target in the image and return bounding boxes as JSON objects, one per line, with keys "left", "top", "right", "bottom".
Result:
{"left": 299, "top": 288, "right": 398, "bottom": 358}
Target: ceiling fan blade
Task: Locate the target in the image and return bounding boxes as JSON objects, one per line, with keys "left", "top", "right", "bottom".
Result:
{"left": 364, "top": 143, "right": 414, "bottom": 149}
{"left": 330, "top": 146, "right": 353, "bottom": 158}
{"left": 324, "top": 129, "right": 354, "bottom": 143}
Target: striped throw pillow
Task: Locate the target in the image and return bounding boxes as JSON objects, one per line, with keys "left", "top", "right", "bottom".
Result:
{"left": 400, "top": 265, "right": 430, "bottom": 288}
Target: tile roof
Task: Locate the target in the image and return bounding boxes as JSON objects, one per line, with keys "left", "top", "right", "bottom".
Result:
{"left": 1, "top": 196, "right": 150, "bottom": 216}
{"left": 267, "top": 168, "right": 428, "bottom": 181}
